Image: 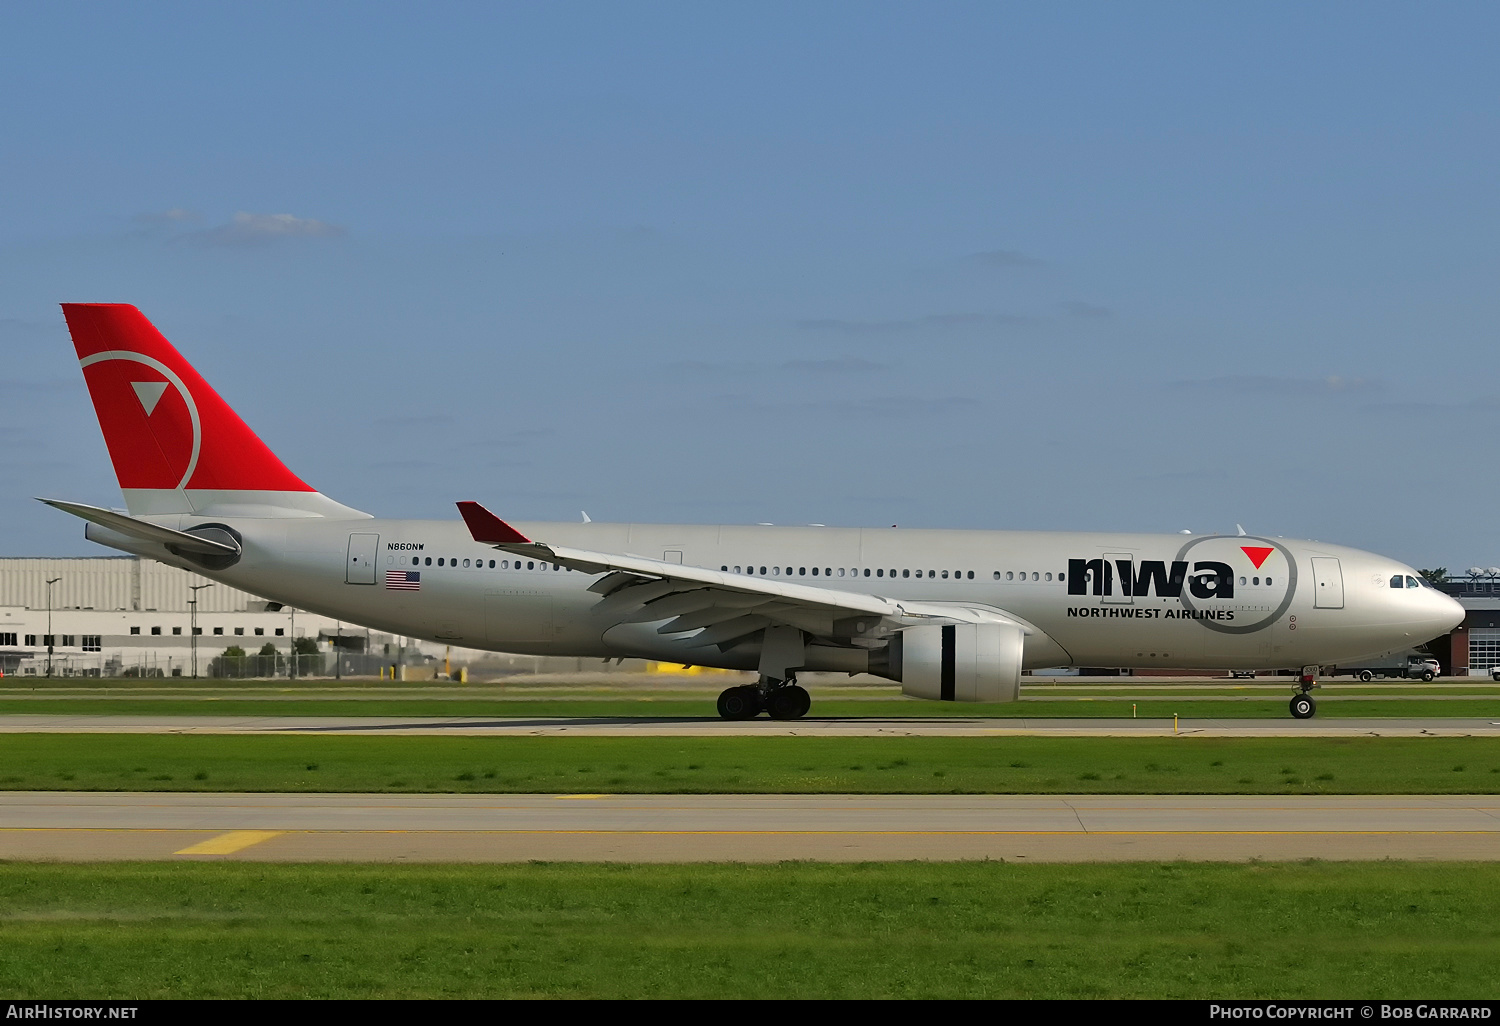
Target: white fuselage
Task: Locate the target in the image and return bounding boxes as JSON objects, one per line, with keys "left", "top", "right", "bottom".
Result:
{"left": 109, "top": 515, "right": 1464, "bottom": 675}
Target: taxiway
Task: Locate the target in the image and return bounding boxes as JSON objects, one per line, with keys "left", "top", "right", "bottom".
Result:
{"left": 3, "top": 791, "right": 1497, "bottom": 862}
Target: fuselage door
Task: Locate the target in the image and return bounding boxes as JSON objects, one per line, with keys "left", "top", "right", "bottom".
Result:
{"left": 1311, "top": 557, "right": 1344, "bottom": 609}
{"left": 1103, "top": 552, "right": 1134, "bottom": 604}
{"left": 346, "top": 533, "right": 380, "bottom": 585}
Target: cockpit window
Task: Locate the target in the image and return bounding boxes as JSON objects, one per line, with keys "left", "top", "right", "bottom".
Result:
{"left": 1391, "top": 575, "right": 1405, "bottom": 589}
{"left": 1406, "top": 575, "right": 1422, "bottom": 589}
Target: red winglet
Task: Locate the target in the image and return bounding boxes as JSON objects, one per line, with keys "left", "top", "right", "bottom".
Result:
{"left": 456, "top": 501, "right": 531, "bottom": 544}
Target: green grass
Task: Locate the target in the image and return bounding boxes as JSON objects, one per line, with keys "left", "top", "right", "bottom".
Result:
{"left": 5, "top": 734, "right": 1500, "bottom": 793}
{"left": 0, "top": 861, "right": 1496, "bottom": 998}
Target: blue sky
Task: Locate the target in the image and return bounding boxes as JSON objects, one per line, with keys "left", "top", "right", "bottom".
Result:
{"left": 3, "top": 2, "right": 1497, "bottom": 572}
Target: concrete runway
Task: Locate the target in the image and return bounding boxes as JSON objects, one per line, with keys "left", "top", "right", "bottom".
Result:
{"left": 3, "top": 792, "right": 1498, "bottom": 862}
{"left": 0, "top": 713, "right": 1497, "bottom": 736}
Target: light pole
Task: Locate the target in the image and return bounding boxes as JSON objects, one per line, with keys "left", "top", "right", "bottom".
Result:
{"left": 44, "top": 577, "right": 61, "bottom": 678}
{"left": 188, "top": 584, "right": 213, "bottom": 678}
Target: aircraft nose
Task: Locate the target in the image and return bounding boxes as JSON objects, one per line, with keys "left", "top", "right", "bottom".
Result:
{"left": 1437, "top": 591, "right": 1466, "bottom": 633}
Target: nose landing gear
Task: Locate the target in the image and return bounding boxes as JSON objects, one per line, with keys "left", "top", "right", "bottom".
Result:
{"left": 717, "top": 677, "right": 810, "bottom": 720}
{"left": 1289, "top": 669, "right": 1320, "bottom": 719}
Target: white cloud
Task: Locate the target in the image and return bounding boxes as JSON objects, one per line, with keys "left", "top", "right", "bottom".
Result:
{"left": 195, "top": 212, "right": 346, "bottom": 246}
{"left": 134, "top": 207, "right": 202, "bottom": 225}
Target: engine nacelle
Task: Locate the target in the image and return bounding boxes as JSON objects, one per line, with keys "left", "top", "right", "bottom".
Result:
{"left": 897, "top": 623, "right": 1024, "bottom": 702}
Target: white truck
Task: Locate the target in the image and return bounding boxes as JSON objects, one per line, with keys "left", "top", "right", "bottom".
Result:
{"left": 1325, "top": 653, "right": 1441, "bottom": 682}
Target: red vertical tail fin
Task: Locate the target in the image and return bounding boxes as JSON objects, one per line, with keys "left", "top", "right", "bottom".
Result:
{"left": 62, "top": 303, "right": 366, "bottom": 519}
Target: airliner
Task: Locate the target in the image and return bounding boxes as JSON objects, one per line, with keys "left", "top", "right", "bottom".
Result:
{"left": 43, "top": 304, "right": 1463, "bottom": 719}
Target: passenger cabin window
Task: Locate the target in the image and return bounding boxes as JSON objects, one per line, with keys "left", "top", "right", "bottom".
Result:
{"left": 130, "top": 626, "right": 140, "bottom": 635}
{"left": 151, "top": 627, "right": 161, "bottom": 635}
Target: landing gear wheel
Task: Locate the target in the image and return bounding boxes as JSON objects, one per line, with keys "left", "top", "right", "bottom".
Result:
{"left": 766, "top": 684, "right": 811, "bottom": 720}
{"left": 717, "top": 686, "right": 763, "bottom": 720}
{"left": 1289, "top": 694, "right": 1316, "bottom": 719}
{"left": 1359, "top": 670, "right": 1373, "bottom": 682}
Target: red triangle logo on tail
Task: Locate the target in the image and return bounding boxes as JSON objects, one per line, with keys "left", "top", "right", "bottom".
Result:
{"left": 1241, "top": 546, "right": 1273, "bottom": 569}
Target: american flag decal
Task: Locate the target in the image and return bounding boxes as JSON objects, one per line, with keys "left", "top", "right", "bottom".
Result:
{"left": 385, "top": 570, "right": 421, "bottom": 591}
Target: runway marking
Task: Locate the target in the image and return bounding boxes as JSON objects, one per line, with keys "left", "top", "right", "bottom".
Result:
{"left": 555, "top": 794, "right": 612, "bottom": 800}
{"left": 173, "top": 830, "right": 283, "bottom": 855}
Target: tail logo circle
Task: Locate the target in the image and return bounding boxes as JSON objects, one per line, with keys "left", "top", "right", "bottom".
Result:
{"left": 79, "top": 350, "right": 202, "bottom": 490}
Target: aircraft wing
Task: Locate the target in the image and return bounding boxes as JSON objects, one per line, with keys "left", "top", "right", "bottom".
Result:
{"left": 456, "top": 501, "right": 1036, "bottom": 649}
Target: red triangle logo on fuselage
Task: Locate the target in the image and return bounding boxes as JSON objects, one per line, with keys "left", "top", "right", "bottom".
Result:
{"left": 1241, "top": 546, "right": 1273, "bottom": 569}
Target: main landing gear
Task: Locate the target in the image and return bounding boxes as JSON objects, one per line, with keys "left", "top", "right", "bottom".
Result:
{"left": 717, "top": 677, "right": 811, "bottom": 720}
{"left": 1289, "top": 669, "right": 1319, "bottom": 719}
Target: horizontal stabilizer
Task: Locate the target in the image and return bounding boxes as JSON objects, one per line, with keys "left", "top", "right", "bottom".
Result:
{"left": 37, "top": 498, "right": 240, "bottom": 556}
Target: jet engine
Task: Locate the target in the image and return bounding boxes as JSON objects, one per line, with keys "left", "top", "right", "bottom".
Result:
{"left": 895, "top": 623, "right": 1024, "bottom": 702}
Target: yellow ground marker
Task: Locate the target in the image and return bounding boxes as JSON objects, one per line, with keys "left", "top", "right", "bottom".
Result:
{"left": 555, "top": 794, "right": 611, "bottom": 800}
{"left": 174, "top": 830, "right": 283, "bottom": 855}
